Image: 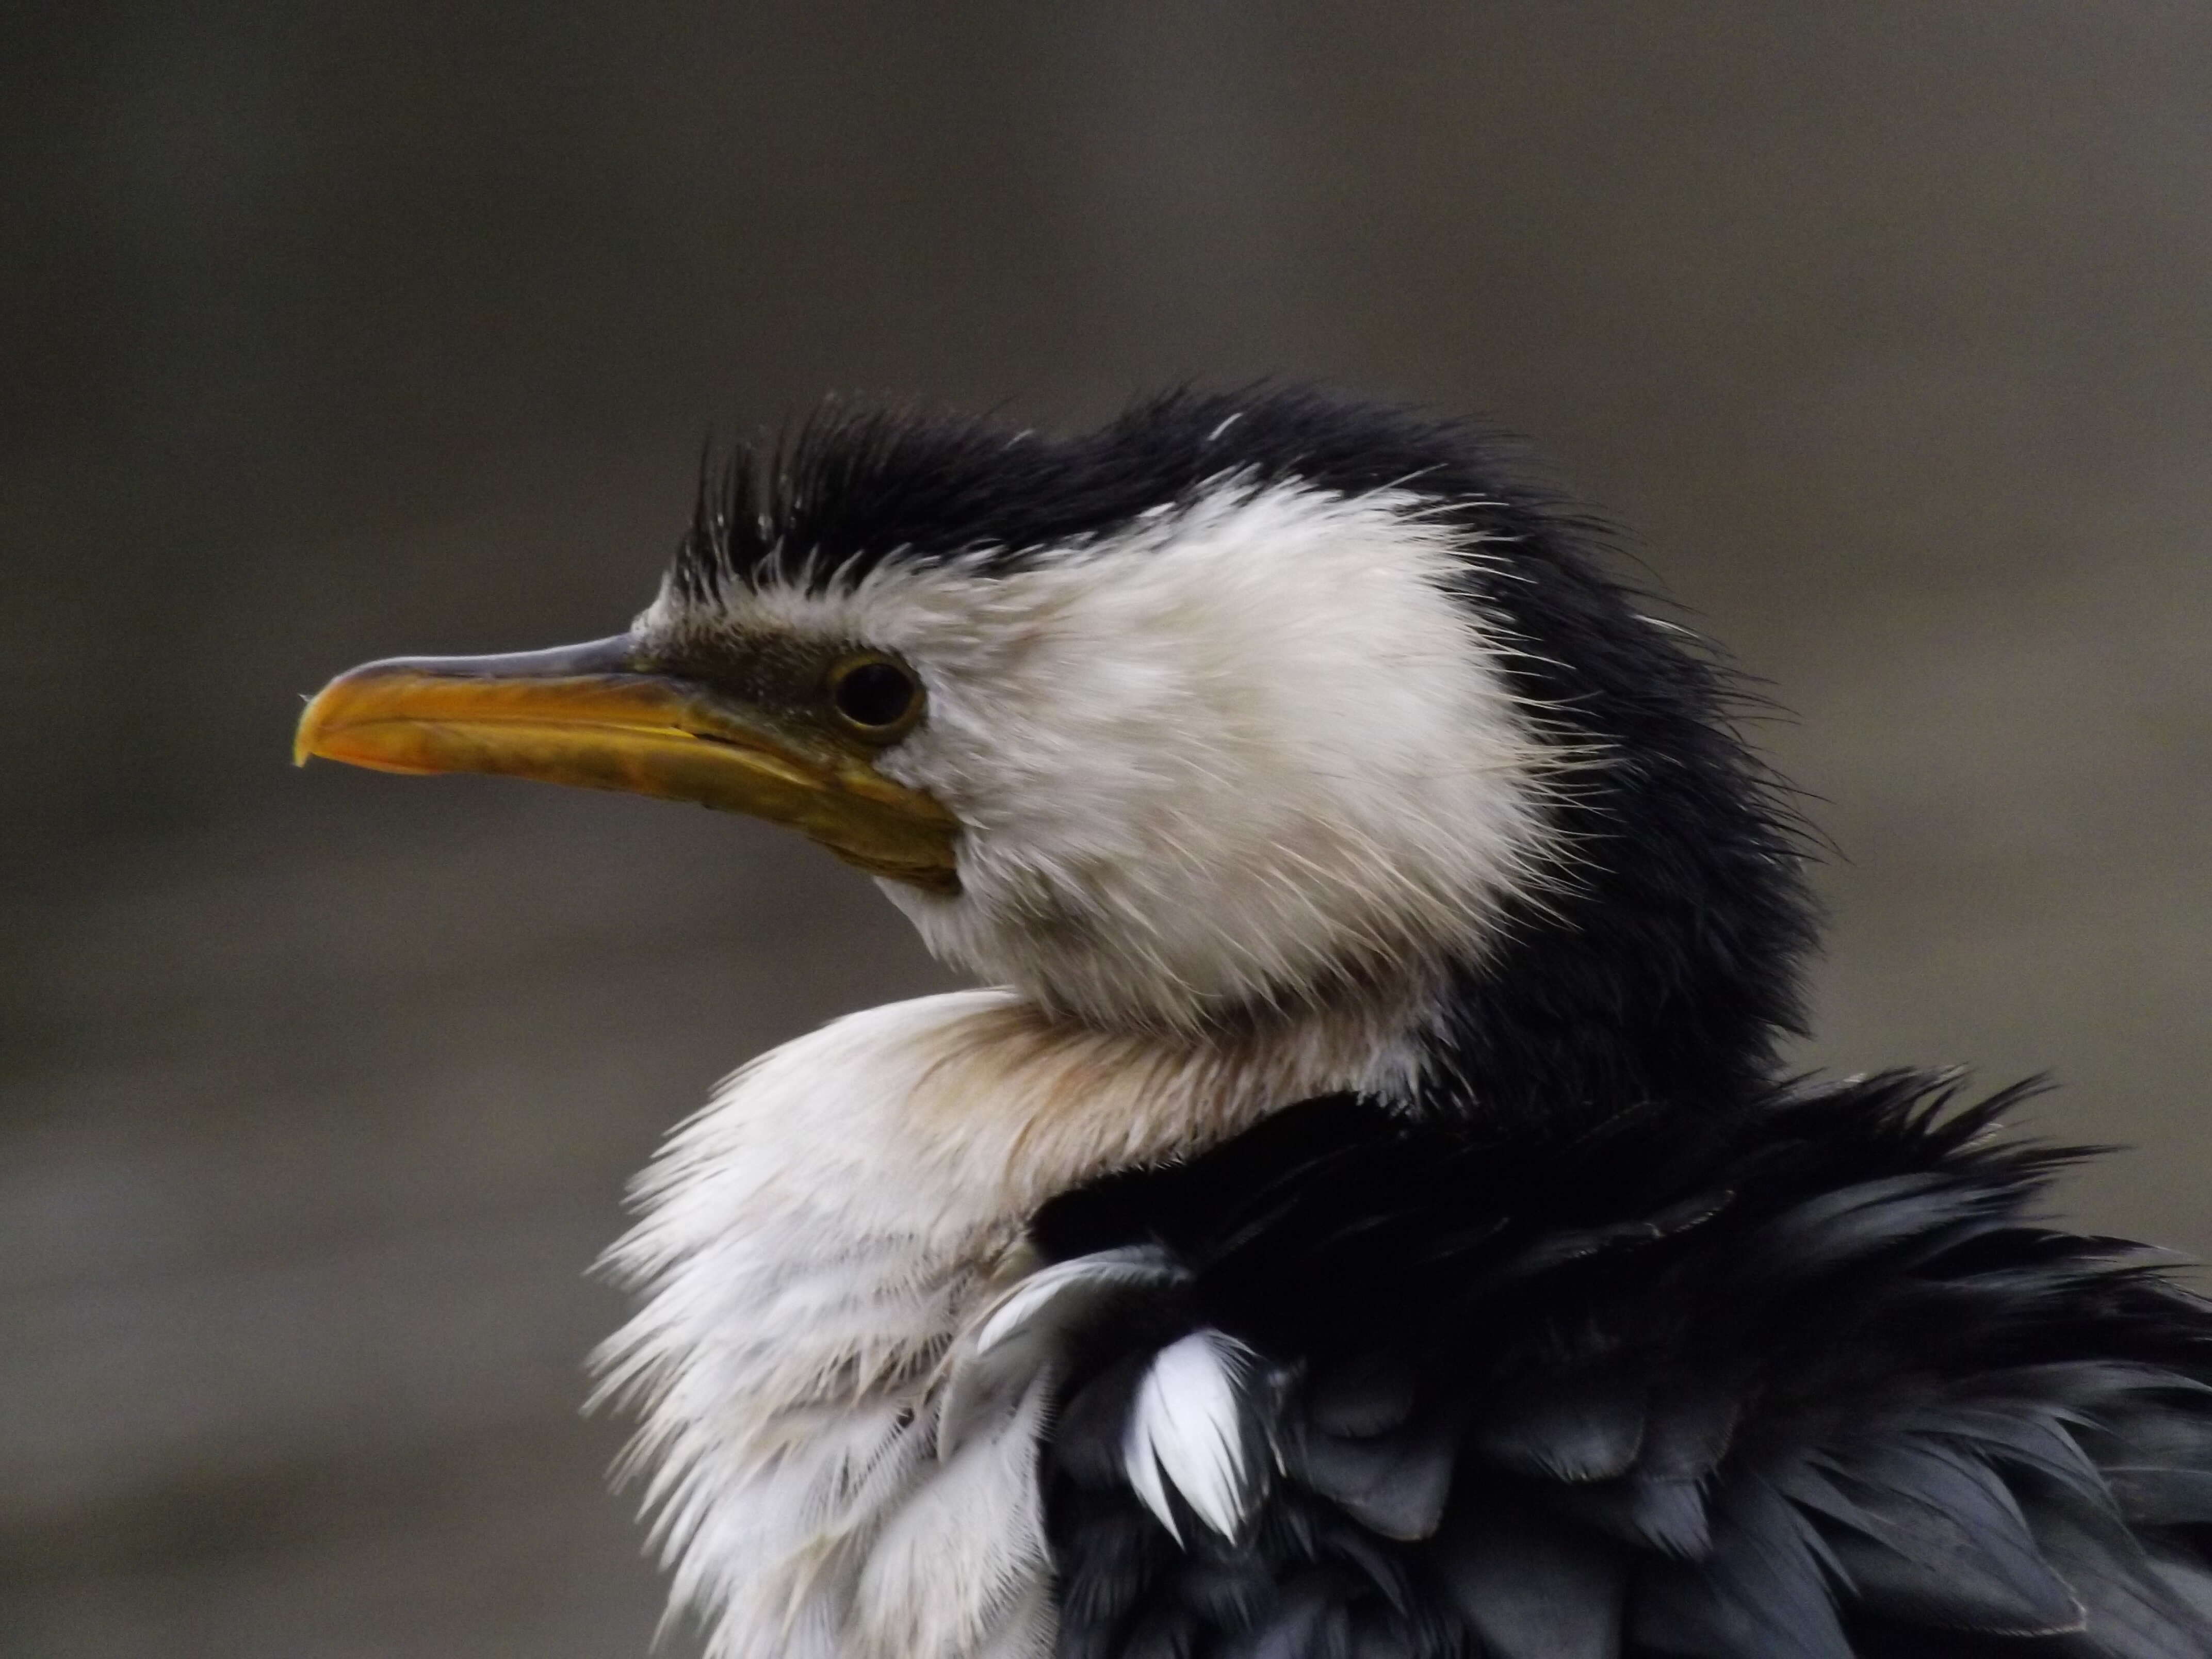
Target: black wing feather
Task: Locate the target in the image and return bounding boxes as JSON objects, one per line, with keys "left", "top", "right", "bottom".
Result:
{"left": 1632, "top": 1477, "right": 1855, "bottom": 1659}
{"left": 1434, "top": 1504, "right": 1628, "bottom": 1659}
{"left": 1035, "top": 1075, "right": 2212, "bottom": 1658}
{"left": 1809, "top": 1439, "right": 2086, "bottom": 1634}
{"left": 1280, "top": 1406, "right": 1464, "bottom": 1542}
{"left": 1466, "top": 1372, "right": 1648, "bottom": 1484}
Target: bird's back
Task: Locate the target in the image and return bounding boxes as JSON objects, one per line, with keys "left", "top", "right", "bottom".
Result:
{"left": 1032, "top": 1076, "right": 2212, "bottom": 1659}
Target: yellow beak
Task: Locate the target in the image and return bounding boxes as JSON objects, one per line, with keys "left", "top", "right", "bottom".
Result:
{"left": 294, "top": 637, "right": 960, "bottom": 892}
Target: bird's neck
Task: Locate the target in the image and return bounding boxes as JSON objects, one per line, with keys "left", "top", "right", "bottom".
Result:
{"left": 625, "top": 985, "right": 1420, "bottom": 1246}
{"left": 593, "top": 986, "right": 1408, "bottom": 1658}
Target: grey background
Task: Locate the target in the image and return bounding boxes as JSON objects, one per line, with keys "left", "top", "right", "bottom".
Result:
{"left": 5, "top": 4, "right": 2208, "bottom": 1654}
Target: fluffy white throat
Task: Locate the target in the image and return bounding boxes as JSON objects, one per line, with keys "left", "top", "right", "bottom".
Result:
{"left": 594, "top": 987, "right": 1409, "bottom": 1659}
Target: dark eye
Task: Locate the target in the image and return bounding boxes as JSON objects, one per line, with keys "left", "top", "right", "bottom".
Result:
{"left": 827, "top": 655, "right": 923, "bottom": 737}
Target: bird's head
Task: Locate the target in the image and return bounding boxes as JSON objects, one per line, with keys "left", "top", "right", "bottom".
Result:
{"left": 299, "top": 391, "right": 1811, "bottom": 1117}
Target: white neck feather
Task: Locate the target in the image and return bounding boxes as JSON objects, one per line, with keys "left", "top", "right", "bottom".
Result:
{"left": 594, "top": 986, "right": 1410, "bottom": 1659}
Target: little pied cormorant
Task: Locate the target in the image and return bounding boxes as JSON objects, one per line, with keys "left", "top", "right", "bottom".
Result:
{"left": 297, "top": 389, "right": 2212, "bottom": 1659}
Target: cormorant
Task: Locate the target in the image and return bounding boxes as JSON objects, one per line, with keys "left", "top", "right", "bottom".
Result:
{"left": 296, "top": 389, "right": 2212, "bottom": 1659}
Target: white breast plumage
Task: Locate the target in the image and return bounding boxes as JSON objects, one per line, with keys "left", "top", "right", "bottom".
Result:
{"left": 592, "top": 989, "right": 1412, "bottom": 1659}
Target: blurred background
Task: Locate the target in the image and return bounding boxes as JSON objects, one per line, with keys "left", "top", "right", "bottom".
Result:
{"left": 5, "top": 3, "right": 2209, "bottom": 1653}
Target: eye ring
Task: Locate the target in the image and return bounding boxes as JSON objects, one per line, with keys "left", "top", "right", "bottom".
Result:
{"left": 826, "top": 653, "right": 925, "bottom": 741}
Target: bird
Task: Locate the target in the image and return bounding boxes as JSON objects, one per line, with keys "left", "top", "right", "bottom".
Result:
{"left": 295, "top": 387, "right": 2212, "bottom": 1659}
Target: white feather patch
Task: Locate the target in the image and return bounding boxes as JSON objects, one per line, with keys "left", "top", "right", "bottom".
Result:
{"left": 936, "top": 1244, "right": 1186, "bottom": 1463}
{"left": 639, "top": 477, "right": 1574, "bottom": 1042}
{"left": 596, "top": 993, "right": 1378, "bottom": 1658}
{"left": 1123, "top": 1329, "right": 1257, "bottom": 1543}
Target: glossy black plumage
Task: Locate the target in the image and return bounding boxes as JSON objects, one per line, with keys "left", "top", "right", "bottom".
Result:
{"left": 1033, "top": 1077, "right": 2212, "bottom": 1659}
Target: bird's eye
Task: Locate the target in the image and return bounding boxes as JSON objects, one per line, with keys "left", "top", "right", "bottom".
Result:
{"left": 827, "top": 654, "right": 924, "bottom": 739}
